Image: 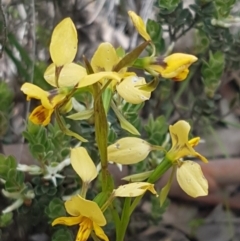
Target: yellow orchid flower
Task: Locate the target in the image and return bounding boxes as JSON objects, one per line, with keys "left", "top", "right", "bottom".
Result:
{"left": 113, "top": 182, "right": 157, "bottom": 197}
{"left": 128, "top": 11, "right": 151, "bottom": 41}
{"left": 107, "top": 137, "right": 152, "bottom": 164}
{"left": 52, "top": 195, "right": 109, "bottom": 241}
{"left": 158, "top": 120, "right": 208, "bottom": 200}
{"left": 50, "top": 17, "right": 78, "bottom": 66}
{"left": 149, "top": 53, "right": 198, "bottom": 81}
{"left": 77, "top": 71, "right": 151, "bottom": 104}
{"left": 90, "top": 43, "right": 151, "bottom": 103}
{"left": 77, "top": 42, "right": 152, "bottom": 104}
{"left": 21, "top": 83, "right": 67, "bottom": 126}
{"left": 167, "top": 120, "right": 208, "bottom": 163}
{"left": 70, "top": 147, "right": 97, "bottom": 184}
{"left": 127, "top": 11, "right": 197, "bottom": 81}
{"left": 176, "top": 160, "right": 208, "bottom": 197}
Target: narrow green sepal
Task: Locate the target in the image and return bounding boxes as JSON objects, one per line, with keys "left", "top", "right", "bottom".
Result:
{"left": 113, "top": 41, "right": 150, "bottom": 72}
{"left": 111, "top": 101, "right": 140, "bottom": 135}
{"left": 159, "top": 166, "right": 176, "bottom": 206}
{"left": 55, "top": 109, "right": 88, "bottom": 142}
{"left": 82, "top": 55, "right": 94, "bottom": 74}
{"left": 102, "top": 87, "right": 113, "bottom": 114}
{"left": 67, "top": 109, "right": 94, "bottom": 120}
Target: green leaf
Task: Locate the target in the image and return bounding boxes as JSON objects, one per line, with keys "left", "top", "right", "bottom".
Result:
{"left": 49, "top": 198, "right": 64, "bottom": 210}
{"left": 44, "top": 151, "right": 54, "bottom": 160}
{"left": 34, "top": 185, "right": 43, "bottom": 196}
{"left": 22, "top": 131, "right": 35, "bottom": 143}
{"left": 50, "top": 205, "right": 66, "bottom": 218}
{"left": 46, "top": 198, "right": 66, "bottom": 219}
{"left": 52, "top": 229, "right": 73, "bottom": 241}
{"left": 145, "top": 115, "right": 168, "bottom": 145}
{"left": 0, "top": 82, "right": 13, "bottom": 113}
{"left": 41, "top": 185, "right": 49, "bottom": 194}
{"left": 47, "top": 186, "right": 58, "bottom": 196}
{"left": 0, "top": 212, "right": 13, "bottom": 227}
{"left": 31, "top": 144, "right": 45, "bottom": 154}
{"left": 122, "top": 102, "right": 144, "bottom": 113}
{"left": 61, "top": 148, "right": 70, "bottom": 157}
{"left": 158, "top": 0, "right": 180, "bottom": 13}
{"left": 108, "top": 128, "right": 117, "bottom": 144}
{"left": 5, "top": 172, "right": 24, "bottom": 192}
{"left": 7, "top": 156, "right": 17, "bottom": 169}
{"left": 147, "top": 19, "right": 162, "bottom": 42}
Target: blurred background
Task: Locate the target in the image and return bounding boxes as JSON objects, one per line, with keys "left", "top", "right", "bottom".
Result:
{"left": 1, "top": 0, "right": 240, "bottom": 241}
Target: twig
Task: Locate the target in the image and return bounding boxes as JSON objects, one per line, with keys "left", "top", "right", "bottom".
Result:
{"left": 176, "top": 20, "right": 196, "bottom": 39}
{"left": 19, "top": 0, "right": 36, "bottom": 164}
{"left": 0, "top": 0, "right": 7, "bottom": 58}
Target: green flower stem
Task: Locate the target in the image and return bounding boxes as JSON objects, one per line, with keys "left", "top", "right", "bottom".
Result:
{"left": 118, "top": 156, "right": 173, "bottom": 240}
{"left": 116, "top": 197, "right": 131, "bottom": 241}
{"left": 147, "top": 155, "right": 172, "bottom": 183}
{"left": 129, "top": 156, "right": 172, "bottom": 215}
{"left": 92, "top": 83, "right": 109, "bottom": 192}
{"left": 83, "top": 55, "right": 110, "bottom": 192}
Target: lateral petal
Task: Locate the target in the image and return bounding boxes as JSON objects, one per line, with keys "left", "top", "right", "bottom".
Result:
{"left": 176, "top": 161, "right": 208, "bottom": 198}
{"left": 113, "top": 182, "right": 157, "bottom": 197}
{"left": 44, "top": 63, "right": 87, "bottom": 87}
